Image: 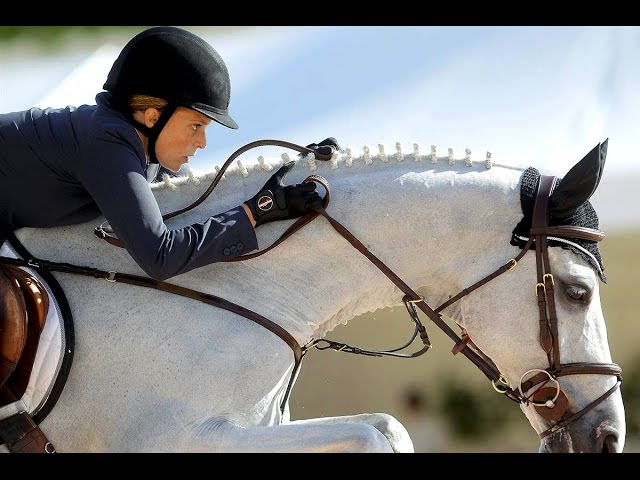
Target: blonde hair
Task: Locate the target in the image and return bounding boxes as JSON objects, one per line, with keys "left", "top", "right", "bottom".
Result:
{"left": 128, "top": 94, "right": 168, "bottom": 113}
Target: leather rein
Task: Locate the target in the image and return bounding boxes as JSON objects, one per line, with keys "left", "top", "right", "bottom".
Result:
{"left": 1, "top": 140, "right": 622, "bottom": 439}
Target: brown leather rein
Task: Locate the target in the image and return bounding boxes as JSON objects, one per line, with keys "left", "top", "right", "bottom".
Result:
{"left": 1, "top": 140, "right": 622, "bottom": 439}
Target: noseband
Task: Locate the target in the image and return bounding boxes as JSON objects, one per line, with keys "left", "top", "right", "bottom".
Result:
{"left": 2, "top": 140, "right": 622, "bottom": 441}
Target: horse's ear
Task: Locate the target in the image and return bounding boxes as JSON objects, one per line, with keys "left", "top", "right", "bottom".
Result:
{"left": 549, "top": 139, "right": 607, "bottom": 219}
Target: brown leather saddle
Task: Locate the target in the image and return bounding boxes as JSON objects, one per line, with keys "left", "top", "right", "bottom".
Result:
{"left": 0, "top": 263, "right": 49, "bottom": 401}
{"left": 1, "top": 227, "right": 75, "bottom": 453}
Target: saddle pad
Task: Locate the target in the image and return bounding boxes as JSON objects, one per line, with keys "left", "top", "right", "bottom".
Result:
{"left": 0, "top": 242, "right": 66, "bottom": 423}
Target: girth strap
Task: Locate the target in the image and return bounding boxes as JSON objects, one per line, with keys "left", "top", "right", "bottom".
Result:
{"left": 0, "top": 410, "right": 55, "bottom": 453}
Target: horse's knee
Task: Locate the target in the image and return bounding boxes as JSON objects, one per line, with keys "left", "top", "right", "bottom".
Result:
{"left": 351, "top": 424, "right": 395, "bottom": 453}
{"left": 371, "top": 413, "right": 414, "bottom": 453}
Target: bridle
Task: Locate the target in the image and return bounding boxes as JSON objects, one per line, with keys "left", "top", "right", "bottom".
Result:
{"left": 505, "top": 175, "right": 622, "bottom": 438}
{"left": 304, "top": 172, "right": 622, "bottom": 439}
{"left": 0, "top": 140, "right": 622, "bottom": 440}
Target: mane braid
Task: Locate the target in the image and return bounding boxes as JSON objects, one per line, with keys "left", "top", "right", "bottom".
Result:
{"left": 149, "top": 142, "right": 524, "bottom": 193}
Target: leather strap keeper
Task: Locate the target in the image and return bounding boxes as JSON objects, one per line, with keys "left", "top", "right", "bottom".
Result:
{"left": 0, "top": 411, "right": 55, "bottom": 453}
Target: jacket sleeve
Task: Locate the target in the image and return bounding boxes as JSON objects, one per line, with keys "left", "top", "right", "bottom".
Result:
{"left": 79, "top": 147, "right": 258, "bottom": 281}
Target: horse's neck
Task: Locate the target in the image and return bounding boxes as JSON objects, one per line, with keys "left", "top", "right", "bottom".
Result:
{"left": 151, "top": 155, "right": 526, "bottom": 342}
{"left": 15, "top": 153, "right": 526, "bottom": 346}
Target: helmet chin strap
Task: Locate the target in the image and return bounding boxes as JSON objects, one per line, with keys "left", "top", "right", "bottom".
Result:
{"left": 128, "top": 104, "right": 178, "bottom": 165}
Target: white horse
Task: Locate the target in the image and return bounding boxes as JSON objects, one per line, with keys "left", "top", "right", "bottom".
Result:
{"left": 0, "top": 139, "right": 625, "bottom": 453}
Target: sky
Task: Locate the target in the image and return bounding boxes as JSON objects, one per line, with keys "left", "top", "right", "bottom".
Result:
{"left": 2, "top": 25, "right": 639, "bottom": 181}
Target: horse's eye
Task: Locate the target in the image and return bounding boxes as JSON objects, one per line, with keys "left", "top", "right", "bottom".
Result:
{"left": 566, "top": 285, "right": 588, "bottom": 303}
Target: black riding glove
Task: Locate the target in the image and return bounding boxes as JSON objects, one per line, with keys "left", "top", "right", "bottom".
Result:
{"left": 246, "top": 161, "right": 322, "bottom": 227}
{"left": 302, "top": 137, "right": 341, "bottom": 157}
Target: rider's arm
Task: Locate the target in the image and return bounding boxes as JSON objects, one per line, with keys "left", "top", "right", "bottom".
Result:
{"left": 79, "top": 145, "right": 258, "bottom": 281}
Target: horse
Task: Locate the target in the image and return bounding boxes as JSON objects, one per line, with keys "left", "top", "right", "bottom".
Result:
{"left": 0, "top": 139, "right": 625, "bottom": 453}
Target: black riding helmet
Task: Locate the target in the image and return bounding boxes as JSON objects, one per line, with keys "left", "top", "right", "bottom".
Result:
{"left": 104, "top": 26, "right": 238, "bottom": 165}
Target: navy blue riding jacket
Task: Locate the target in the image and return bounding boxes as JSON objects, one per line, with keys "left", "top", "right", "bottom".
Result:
{"left": 0, "top": 92, "right": 258, "bottom": 280}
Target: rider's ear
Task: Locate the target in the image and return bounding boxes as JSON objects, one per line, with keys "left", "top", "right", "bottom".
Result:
{"left": 549, "top": 139, "right": 607, "bottom": 219}
{"left": 144, "top": 108, "right": 161, "bottom": 128}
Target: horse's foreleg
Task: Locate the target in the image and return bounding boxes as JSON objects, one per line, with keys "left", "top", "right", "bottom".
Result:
{"left": 178, "top": 416, "right": 398, "bottom": 452}
{"left": 287, "top": 413, "right": 414, "bottom": 453}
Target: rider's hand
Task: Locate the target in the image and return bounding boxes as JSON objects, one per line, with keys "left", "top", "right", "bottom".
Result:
{"left": 301, "top": 137, "right": 341, "bottom": 157}
{"left": 244, "top": 162, "right": 322, "bottom": 228}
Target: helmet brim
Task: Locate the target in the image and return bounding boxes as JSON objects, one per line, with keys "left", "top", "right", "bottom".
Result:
{"left": 190, "top": 105, "right": 239, "bottom": 130}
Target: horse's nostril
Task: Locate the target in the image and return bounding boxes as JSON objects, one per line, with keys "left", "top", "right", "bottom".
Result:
{"left": 602, "top": 433, "right": 619, "bottom": 453}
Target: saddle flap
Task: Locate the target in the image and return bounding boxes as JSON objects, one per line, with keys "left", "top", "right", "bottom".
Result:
{"left": 0, "top": 264, "right": 49, "bottom": 400}
{"left": 7, "top": 265, "right": 49, "bottom": 332}
{"left": 0, "top": 265, "right": 28, "bottom": 388}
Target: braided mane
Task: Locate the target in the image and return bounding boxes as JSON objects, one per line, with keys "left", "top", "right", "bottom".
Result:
{"left": 150, "top": 142, "right": 525, "bottom": 194}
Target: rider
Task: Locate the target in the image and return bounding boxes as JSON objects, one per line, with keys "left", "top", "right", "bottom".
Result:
{"left": 0, "top": 26, "right": 340, "bottom": 280}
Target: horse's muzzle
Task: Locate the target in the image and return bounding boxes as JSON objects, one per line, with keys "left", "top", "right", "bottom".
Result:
{"left": 538, "top": 423, "right": 624, "bottom": 453}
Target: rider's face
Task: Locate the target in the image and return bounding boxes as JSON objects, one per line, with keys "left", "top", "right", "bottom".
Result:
{"left": 154, "top": 107, "right": 212, "bottom": 173}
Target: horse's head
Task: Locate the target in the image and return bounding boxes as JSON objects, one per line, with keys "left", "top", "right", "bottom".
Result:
{"left": 455, "top": 140, "right": 625, "bottom": 452}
